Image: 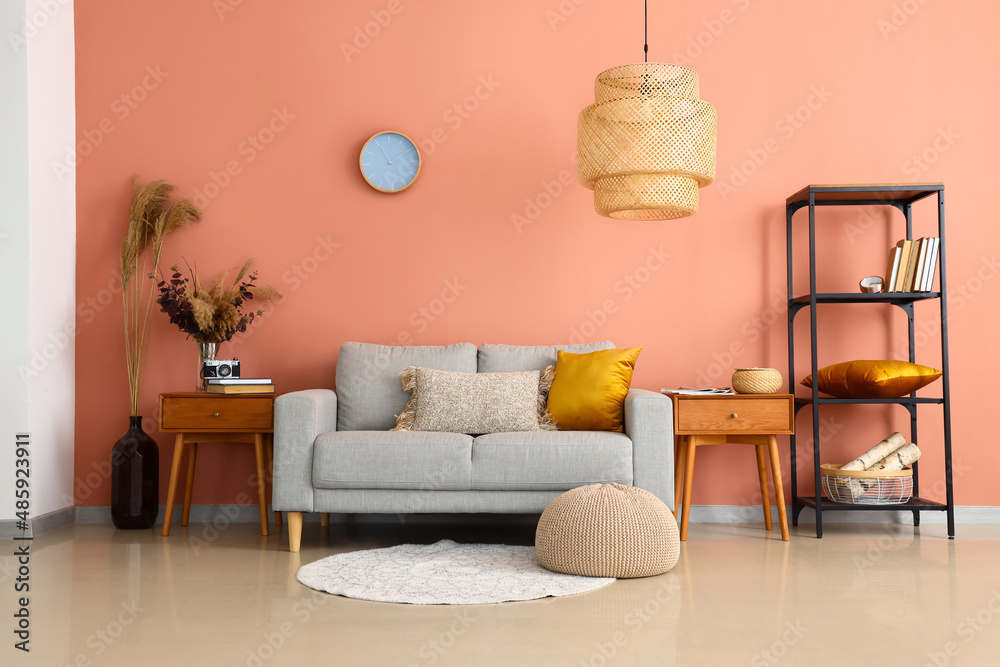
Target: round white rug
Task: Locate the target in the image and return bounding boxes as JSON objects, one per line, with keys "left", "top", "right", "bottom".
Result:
{"left": 296, "top": 539, "right": 615, "bottom": 605}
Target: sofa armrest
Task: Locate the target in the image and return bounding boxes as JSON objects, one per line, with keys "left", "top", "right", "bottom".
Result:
{"left": 623, "top": 388, "right": 674, "bottom": 510}
{"left": 273, "top": 389, "right": 337, "bottom": 513}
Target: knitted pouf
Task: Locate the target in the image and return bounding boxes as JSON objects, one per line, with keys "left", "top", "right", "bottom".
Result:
{"left": 535, "top": 483, "right": 680, "bottom": 578}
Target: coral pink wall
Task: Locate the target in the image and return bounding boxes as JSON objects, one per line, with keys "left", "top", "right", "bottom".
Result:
{"left": 75, "top": 0, "right": 1000, "bottom": 508}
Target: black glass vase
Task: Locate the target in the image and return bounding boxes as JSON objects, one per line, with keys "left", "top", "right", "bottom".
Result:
{"left": 111, "top": 416, "right": 159, "bottom": 530}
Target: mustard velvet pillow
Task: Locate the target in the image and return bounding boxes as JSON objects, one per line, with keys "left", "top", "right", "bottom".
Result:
{"left": 801, "top": 360, "right": 942, "bottom": 399}
{"left": 547, "top": 347, "right": 642, "bottom": 432}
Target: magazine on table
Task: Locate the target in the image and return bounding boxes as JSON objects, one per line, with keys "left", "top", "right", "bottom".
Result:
{"left": 661, "top": 387, "right": 735, "bottom": 395}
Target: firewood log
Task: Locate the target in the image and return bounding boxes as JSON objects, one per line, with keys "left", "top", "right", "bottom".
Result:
{"left": 866, "top": 443, "right": 922, "bottom": 472}
{"left": 839, "top": 432, "right": 907, "bottom": 471}
{"left": 833, "top": 432, "right": 907, "bottom": 498}
{"left": 848, "top": 443, "right": 922, "bottom": 500}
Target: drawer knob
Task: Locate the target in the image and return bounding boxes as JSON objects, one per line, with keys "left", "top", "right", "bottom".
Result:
{"left": 730, "top": 413, "right": 738, "bottom": 418}
{"left": 212, "top": 412, "right": 220, "bottom": 417}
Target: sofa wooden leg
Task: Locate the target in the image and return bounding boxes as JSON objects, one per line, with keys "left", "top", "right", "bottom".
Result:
{"left": 320, "top": 512, "right": 330, "bottom": 527}
{"left": 288, "top": 512, "right": 303, "bottom": 552}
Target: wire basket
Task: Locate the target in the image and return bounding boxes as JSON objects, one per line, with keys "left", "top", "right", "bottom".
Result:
{"left": 820, "top": 464, "right": 914, "bottom": 505}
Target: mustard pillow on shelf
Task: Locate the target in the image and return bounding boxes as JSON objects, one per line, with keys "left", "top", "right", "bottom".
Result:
{"left": 800, "top": 360, "right": 942, "bottom": 399}
{"left": 547, "top": 347, "right": 642, "bottom": 432}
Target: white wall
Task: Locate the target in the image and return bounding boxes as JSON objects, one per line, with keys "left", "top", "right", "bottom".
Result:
{"left": 0, "top": 0, "right": 76, "bottom": 525}
{"left": 0, "top": 1, "right": 31, "bottom": 523}
{"left": 26, "top": 0, "right": 76, "bottom": 517}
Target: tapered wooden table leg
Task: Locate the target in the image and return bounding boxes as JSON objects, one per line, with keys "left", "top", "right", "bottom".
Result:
{"left": 182, "top": 442, "right": 198, "bottom": 527}
{"left": 681, "top": 437, "right": 698, "bottom": 541}
{"left": 162, "top": 435, "right": 186, "bottom": 537}
{"left": 768, "top": 435, "right": 790, "bottom": 541}
{"left": 254, "top": 433, "right": 269, "bottom": 536}
{"left": 674, "top": 436, "right": 687, "bottom": 519}
{"left": 288, "top": 512, "right": 303, "bottom": 552}
{"left": 755, "top": 444, "right": 772, "bottom": 531}
{"left": 265, "top": 437, "right": 282, "bottom": 527}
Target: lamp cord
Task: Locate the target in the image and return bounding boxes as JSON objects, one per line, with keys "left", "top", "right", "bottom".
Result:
{"left": 643, "top": 0, "right": 648, "bottom": 62}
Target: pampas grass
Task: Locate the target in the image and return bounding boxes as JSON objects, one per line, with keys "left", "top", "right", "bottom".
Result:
{"left": 121, "top": 176, "right": 202, "bottom": 415}
{"left": 156, "top": 259, "right": 282, "bottom": 345}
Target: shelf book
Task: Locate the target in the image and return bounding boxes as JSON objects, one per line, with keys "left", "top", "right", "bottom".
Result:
{"left": 206, "top": 378, "right": 272, "bottom": 385}
{"left": 885, "top": 243, "right": 903, "bottom": 292}
{"left": 205, "top": 378, "right": 275, "bottom": 394}
{"left": 893, "top": 240, "right": 911, "bottom": 292}
{"left": 902, "top": 238, "right": 918, "bottom": 291}
{"left": 206, "top": 383, "right": 275, "bottom": 394}
{"left": 884, "top": 237, "right": 939, "bottom": 292}
{"left": 917, "top": 238, "right": 928, "bottom": 291}
{"left": 922, "top": 238, "right": 937, "bottom": 291}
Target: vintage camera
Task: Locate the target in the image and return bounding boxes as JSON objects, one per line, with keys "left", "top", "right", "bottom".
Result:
{"left": 203, "top": 357, "right": 240, "bottom": 379}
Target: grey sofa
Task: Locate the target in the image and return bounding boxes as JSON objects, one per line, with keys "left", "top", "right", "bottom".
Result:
{"left": 272, "top": 341, "right": 674, "bottom": 551}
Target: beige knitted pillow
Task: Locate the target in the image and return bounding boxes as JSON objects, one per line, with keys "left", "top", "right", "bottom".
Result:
{"left": 393, "top": 366, "right": 556, "bottom": 434}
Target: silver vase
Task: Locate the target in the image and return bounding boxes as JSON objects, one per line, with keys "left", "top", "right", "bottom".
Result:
{"left": 197, "top": 341, "right": 218, "bottom": 392}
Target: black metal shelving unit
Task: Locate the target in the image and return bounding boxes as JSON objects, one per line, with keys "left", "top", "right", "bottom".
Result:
{"left": 785, "top": 183, "right": 954, "bottom": 539}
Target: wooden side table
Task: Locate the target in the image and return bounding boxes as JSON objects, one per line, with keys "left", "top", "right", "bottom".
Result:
{"left": 667, "top": 393, "right": 794, "bottom": 541}
{"left": 158, "top": 392, "right": 280, "bottom": 537}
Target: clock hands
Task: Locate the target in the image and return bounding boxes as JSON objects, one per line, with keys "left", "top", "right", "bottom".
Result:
{"left": 376, "top": 140, "right": 415, "bottom": 166}
{"left": 388, "top": 147, "right": 415, "bottom": 163}
{"left": 374, "top": 138, "right": 393, "bottom": 163}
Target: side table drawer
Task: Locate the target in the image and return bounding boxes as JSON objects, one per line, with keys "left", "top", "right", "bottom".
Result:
{"left": 160, "top": 395, "right": 273, "bottom": 431}
{"left": 677, "top": 398, "right": 791, "bottom": 433}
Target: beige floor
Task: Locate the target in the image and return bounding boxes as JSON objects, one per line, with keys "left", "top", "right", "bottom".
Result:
{"left": 3, "top": 518, "right": 1000, "bottom": 666}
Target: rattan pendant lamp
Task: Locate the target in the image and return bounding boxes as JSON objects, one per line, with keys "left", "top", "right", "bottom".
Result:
{"left": 577, "top": 1, "right": 717, "bottom": 220}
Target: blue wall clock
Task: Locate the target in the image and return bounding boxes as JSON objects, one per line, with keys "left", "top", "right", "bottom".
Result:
{"left": 359, "top": 131, "right": 422, "bottom": 193}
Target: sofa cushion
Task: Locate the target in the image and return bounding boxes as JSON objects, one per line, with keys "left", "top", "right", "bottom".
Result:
{"left": 394, "top": 366, "right": 556, "bottom": 433}
{"left": 335, "top": 342, "right": 478, "bottom": 431}
{"left": 471, "top": 431, "right": 633, "bottom": 490}
{"left": 547, "top": 347, "right": 642, "bottom": 432}
{"left": 313, "top": 431, "right": 473, "bottom": 490}
{"left": 477, "top": 341, "right": 615, "bottom": 373}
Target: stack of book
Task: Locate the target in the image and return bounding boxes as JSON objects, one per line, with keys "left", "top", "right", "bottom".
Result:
{"left": 206, "top": 378, "right": 275, "bottom": 394}
{"left": 884, "top": 237, "right": 940, "bottom": 293}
